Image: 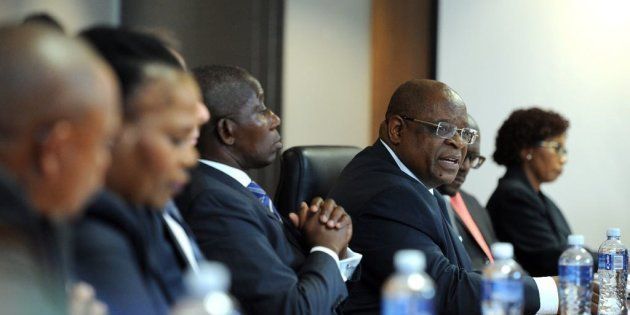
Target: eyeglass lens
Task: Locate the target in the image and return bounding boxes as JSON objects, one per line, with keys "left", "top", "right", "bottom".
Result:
{"left": 436, "top": 122, "right": 477, "bottom": 145}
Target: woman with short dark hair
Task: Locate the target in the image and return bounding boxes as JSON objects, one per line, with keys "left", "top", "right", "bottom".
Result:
{"left": 487, "top": 107, "right": 576, "bottom": 277}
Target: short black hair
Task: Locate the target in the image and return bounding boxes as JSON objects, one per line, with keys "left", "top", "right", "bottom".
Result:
{"left": 80, "top": 26, "right": 184, "bottom": 119}
{"left": 192, "top": 65, "right": 261, "bottom": 155}
{"left": 22, "top": 12, "right": 64, "bottom": 33}
{"left": 80, "top": 26, "right": 182, "bottom": 69}
{"left": 493, "top": 107, "right": 569, "bottom": 166}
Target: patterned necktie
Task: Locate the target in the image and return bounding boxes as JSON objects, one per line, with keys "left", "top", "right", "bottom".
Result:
{"left": 450, "top": 192, "right": 494, "bottom": 263}
{"left": 247, "top": 181, "right": 283, "bottom": 222}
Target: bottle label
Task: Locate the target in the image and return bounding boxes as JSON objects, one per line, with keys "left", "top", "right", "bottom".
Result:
{"left": 482, "top": 279, "right": 524, "bottom": 304}
{"left": 598, "top": 253, "right": 629, "bottom": 271}
{"left": 382, "top": 296, "right": 434, "bottom": 315}
{"left": 559, "top": 265, "right": 592, "bottom": 285}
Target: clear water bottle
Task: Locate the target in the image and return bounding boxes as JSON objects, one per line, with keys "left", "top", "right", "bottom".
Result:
{"left": 481, "top": 243, "right": 524, "bottom": 315}
{"left": 558, "top": 234, "right": 593, "bottom": 315}
{"left": 382, "top": 249, "right": 435, "bottom": 315}
{"left": 597, "top": 228, "right": 628, "bottom": 315}
{"left": 172, "top": 261, "right": 240, "bottom": 315}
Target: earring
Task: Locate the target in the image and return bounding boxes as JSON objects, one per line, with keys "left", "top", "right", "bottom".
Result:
{"left": 526, "top": 153, "right": 532, "bottom": 160}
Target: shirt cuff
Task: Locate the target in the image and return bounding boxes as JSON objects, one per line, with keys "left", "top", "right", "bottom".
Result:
{"left": 310, "top": 247, "right": 363, "bottom": 282}
{"left": 533, "top": 276, "right": 559, "bottom": 314}
{"left": 339, "top": 248, "right": 362, "bottom": 281}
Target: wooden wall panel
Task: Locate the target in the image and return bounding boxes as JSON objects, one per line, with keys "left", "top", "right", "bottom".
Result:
{"left": 371, "top": 0, "right": 437, "bottom": 137}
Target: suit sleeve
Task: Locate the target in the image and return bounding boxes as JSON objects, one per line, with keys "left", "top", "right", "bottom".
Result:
{"left": 488, "top": 187, "right": 565, "bottom": 276}
{"left": 0, "top": 233, "right": 65, "bottom": 315}
{"left": 353, "top": 186, "right": 540, "bottom": 315}
{"left": 74, "top": 219, "right": 162, "bottom": 315}
{"left": 185, "top": 190, "right": 347, "bottom": 315}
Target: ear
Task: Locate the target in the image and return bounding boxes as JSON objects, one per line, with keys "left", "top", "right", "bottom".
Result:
{"left": 519, "top": 148, "right": 533, "bottom": 162}
{"left": 37, "top": 121, "right": 74, "bottom": 178}
{"left": 216, "top": 118, "right": 237, "bottom": 146}
{"left": 386, "top": 115, "right": 405, "bottom": 145}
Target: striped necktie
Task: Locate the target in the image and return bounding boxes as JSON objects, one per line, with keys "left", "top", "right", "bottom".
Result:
{"left": 247, "top": 181, "right": 283, "bottom": 222}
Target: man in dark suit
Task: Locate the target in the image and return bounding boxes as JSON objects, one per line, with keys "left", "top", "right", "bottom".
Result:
{"left": 437, "top": 115, "right": 497, "bottom": 271}
{"left": 328, "top": 79, "right": 559, "bottom": 314}
{"left": 0, "top": 25, "right": 120, "bottom": 315}
{"left": 175, "top": 65, "right": 360, "bottom": 314}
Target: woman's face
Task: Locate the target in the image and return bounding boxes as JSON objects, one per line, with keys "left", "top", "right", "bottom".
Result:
{"left": 527, "top": 132, "right": 568, "bottom": 184}
{"left": 108, "top": 70, "right": 199, "bottom": 208}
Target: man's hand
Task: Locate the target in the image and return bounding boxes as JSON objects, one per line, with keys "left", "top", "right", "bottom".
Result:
{"left": 296, "top": 198, "right": 352, "bottom": 257}
{"left": 289, "top": 197, "right": 351, "bottom": 231}
{"left": 69, "top": 282, "right": 108, "bottom": 315}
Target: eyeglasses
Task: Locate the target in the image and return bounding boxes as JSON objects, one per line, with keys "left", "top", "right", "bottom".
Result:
{"left": 399, "top": 115, "right": 479, "bottom": 145}
{"left": 466, "top": 154, "right": 486, "bottom": 169}
{"left": 537, "top": 141, "right": 567, "bottom": 157}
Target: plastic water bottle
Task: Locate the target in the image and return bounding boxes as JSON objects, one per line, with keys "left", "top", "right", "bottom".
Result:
{"left": 597, "top": 228, "right": 628, "bottom": 315}
{"left": 382, "top": 249, "right": 435, "bottom": 315}
{"left": 558, "top": 234, "right": 593, "bottom": 315}
{"left": 481, "top": 243, "right": 524, "bottom": 315}
{"left": 172, "top": 261, "right": 240, "bottom": 315}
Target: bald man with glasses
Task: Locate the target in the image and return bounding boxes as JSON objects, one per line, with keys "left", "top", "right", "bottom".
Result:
{"left": 329, "top": 79, "right": 560, "bottom": 314}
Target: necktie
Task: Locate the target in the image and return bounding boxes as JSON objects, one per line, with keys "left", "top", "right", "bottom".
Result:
{"left": 450, "top": 192, "right": 494, "bottom": 263}
{"left": 247, "top": 181, "right": 283, "bottom": 222}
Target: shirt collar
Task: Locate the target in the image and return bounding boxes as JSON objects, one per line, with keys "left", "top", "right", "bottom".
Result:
{"left": 199, "top": 159, "right": 251, "bottom": 187}
{"left": 380, "top": 139, "right": 433, "bottom": 195}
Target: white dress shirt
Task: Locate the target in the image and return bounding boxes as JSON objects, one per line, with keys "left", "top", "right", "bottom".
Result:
{"left": 379, "top": 139, "right": 558, "bottom": 314}
{"left": 163, "top": 212, "right": 200, "bottom": 273}
{"left": 199, "top": 159, "right": 362, "bottom": 282}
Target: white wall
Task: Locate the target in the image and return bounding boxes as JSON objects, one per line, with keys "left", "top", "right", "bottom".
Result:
{"left": 438, "top": 0, "right": 630, "bottom": 248}
{"left": 282, "top": 0, "right": 371, "bottom": 149}
{"left": 0, "top": 0, "right": 119, "bottom": 34}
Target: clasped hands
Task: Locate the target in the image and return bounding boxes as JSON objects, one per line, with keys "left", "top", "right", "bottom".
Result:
{"left": 288, "top": 197, "right": 352, "bottom": 258}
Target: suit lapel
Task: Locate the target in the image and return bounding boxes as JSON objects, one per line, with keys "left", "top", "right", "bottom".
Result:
{"left": 434, "top": 191, "right": 473, "bottom": 270}
{"left": 371, "top": 142, "right": 473, "bottom": 270}
{"left": 197, "top": 163, "right": 304, "bottom": 252}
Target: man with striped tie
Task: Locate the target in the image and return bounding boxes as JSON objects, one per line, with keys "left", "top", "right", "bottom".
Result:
{"left": 175, "top": 65, "right": 361, "bottom": 315}
{"left": 437, "top": 114, "right": 497, "bottom": 271}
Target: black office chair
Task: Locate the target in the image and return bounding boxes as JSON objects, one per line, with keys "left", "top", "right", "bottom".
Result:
{"left": 274, "top": 145, "right": 361, "bottom": 217}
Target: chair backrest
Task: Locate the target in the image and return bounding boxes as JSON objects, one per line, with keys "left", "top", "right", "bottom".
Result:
{"left": 274, "top": 145, "right": 361, "bottom": 217}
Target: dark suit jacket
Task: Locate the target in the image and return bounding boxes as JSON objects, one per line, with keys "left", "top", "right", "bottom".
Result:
{"left": 0, "top": 168, "right": 67, "bottom": 315}
{"left": 327, "top": 141, "right": 540, "bottom": 315}
{"left": 73, "top": 190, "right": 185, "bottom": 315}
{"left": 175, "top": 162, "right": 347, "bottom": 315}
{"left": 487, "top": 166, "right": 572, "bottom": 277}
{"left": 454, "top": 190, "right": 498, "bottom": 271}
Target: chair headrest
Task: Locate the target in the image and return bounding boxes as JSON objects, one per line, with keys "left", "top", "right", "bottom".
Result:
{"left": 274, "top": 145, "right": 361, "bottom": 215}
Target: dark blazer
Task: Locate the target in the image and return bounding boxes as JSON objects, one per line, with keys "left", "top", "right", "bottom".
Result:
{"left": 73, "top": 190, "right": 185, "bottom": 315}
{"left": 0, "top": 168, "right": 67, "bottom": 315}
{"left": 175, "top": 162, "right": 347, "bottom": 315}
{"left": 328, "top": 141, "right": 541, "bottom": 315}
{"left": 487, "top": 166, "right": 572, "bottom": 277}
{"left": 455, "top": 190, "right": 498, "bottom": 271}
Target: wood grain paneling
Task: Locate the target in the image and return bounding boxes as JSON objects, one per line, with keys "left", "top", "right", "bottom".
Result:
{"left": 371, "top": 0, "right": 437, "bottom": 137}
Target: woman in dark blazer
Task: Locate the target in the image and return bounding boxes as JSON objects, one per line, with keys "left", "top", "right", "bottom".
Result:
{"left": 72, "top": 28, "right": 202, "bottom": 315}
{"left": 487, "top": 107, "right": 573, "bottom": 277}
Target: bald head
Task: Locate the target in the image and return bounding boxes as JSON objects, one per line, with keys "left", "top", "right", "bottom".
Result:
{"left": 0, "top": 25, "right": 120, "bottom": 218}
{"left": 0, "top": 25, "right": 116, "bottom": 143}
{"left": 385, "top": 79, "right": 465, "bottom": 120}
{"left": 381, "top": 79, "right": 469, "bottom": 189}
